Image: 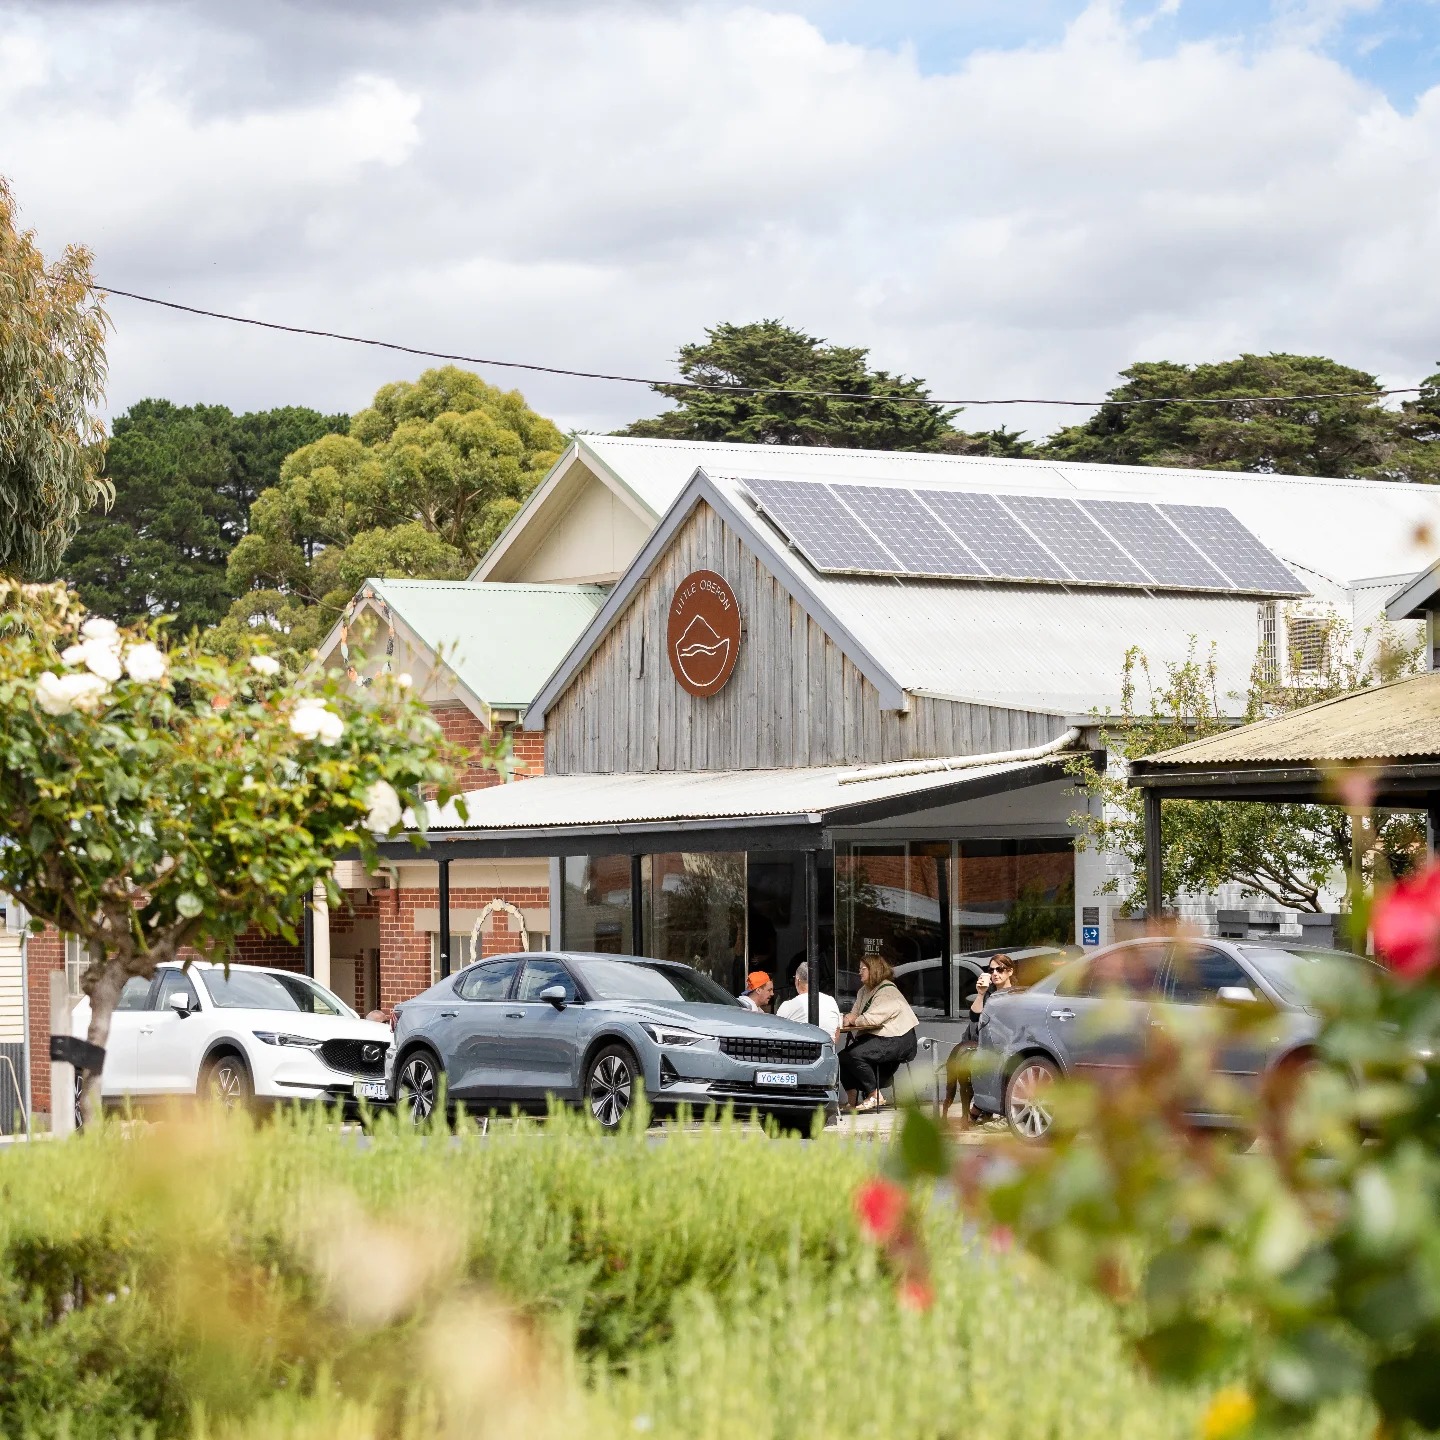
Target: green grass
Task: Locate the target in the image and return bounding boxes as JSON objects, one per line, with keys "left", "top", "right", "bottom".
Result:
{"left": 0, "top": 1106, "right": 1376, "bottom": 1439}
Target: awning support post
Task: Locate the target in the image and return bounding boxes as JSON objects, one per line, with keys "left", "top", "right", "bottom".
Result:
{"left": 805, "top": 849, "right": 820, "bottom": 1030}
{"left": 630, "top": 855, "right": 644, "bottom": 956}
{"left": 437, "top": 857, "right": 452, "bottom": 977}
{"left": 302, "top": 894, "right": 315, "bottom": 979}
{"left": 1143, "top": 788, "right": 1163, "bottom": 925}
{"left": 1428, "top": 802, "right": 1440, "bottom": 858}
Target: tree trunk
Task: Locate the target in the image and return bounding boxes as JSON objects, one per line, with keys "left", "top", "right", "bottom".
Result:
{"left": 80, "top": 949, "right": 128, "bottom": 1129}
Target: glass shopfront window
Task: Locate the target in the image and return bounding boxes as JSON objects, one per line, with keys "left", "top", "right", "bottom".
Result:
{"left": 561, "top": 855, "right": 634, "bottom": 954}
{"left": 641, "top": 852, "right": 746, "bottom": 994}
{"left": 955, "top": 839, "right": 1075, "bottom": 956}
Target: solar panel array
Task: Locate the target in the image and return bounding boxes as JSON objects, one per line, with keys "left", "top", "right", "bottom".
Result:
{"left": 738, "top": 477, "right": 1307, "bottom": 596}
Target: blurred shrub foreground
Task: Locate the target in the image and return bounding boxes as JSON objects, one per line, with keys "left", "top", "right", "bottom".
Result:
{"left": 0, "top": 1104, "right": 1374, "bottom": 1440}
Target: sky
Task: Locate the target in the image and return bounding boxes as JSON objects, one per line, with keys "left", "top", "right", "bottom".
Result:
{"left": 4, "top": 0, "right": 1440, "bottom": 442}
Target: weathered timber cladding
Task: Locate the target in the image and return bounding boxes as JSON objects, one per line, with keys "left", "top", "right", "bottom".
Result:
{"left": 546, "top": 502, "right": 1065, "bottom": 774}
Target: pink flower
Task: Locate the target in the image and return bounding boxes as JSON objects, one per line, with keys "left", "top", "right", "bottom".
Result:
{"left": 988, "top": 1225, "right": 1015, "bottom": 1254}
{"left": 898, "top": 1276, "right": 934, "bottom": 1312}
{"left": 1372, "top": 864, "right": 1440, "bottom": 980}
{"left": 854, "top": 1177, "right": 907, "bottom": 1244}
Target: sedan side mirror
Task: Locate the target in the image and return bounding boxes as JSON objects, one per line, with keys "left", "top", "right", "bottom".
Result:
{"left": 539, "top": 984, "right": 569, "bottom": 1010}
{"left": 1216, "top": 985, "right": 1259, "bottom": 1005}
{"left": 168, "top": 991, "right": 194, "bottom": 1017}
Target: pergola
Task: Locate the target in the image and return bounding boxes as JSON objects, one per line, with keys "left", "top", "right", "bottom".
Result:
{"left": 1126, "top": 672, "right": 1440, "bottom": 921}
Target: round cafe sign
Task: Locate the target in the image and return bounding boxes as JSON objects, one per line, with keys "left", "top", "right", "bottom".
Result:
{"left": 667, "top": 570, "right": 741, "bottom": 697}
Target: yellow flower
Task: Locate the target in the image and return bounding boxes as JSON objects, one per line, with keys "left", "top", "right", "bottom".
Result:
{"left": 1201, "top": 1387, "right": 1256, "bottom": 1440}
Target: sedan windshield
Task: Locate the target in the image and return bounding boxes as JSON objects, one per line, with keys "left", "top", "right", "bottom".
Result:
{"left": 1238, "top": 945, "right": 1371, "bottom": 1007}
{"left": 199, "top": 969, "right": 303, "bottom": 1011}
{"left": 572, "top": 959, "right": 742, "bottom": 1007}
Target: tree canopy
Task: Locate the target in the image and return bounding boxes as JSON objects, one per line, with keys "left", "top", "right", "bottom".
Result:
{"left": 216, "top": 366, "right": 564, "bottom": 657}
{"left": 0, "top": 176, "right": 109, "bottom": 577}
{"left": 62, "top": 400, "right": 348, "bottom": 634}
{"left": 618, "top": 319, "right": 961, "bottom": 450}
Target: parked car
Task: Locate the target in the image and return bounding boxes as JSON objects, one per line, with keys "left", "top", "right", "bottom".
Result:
{"left": 388, "top": 951, "right": 841, "bottom": 1130}
{"left": 71, "top": 961, "right": 393, "bottom": 1116}
{"left": 970, "top": 937, "right": 1369, "bottom": 1140}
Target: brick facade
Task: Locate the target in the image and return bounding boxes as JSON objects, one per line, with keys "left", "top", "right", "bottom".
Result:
{"left": 431, "top": 705, "right": 546, "bottom": 790}
{"left": 26, "top": 928, "right": 62, "bottom": 1116}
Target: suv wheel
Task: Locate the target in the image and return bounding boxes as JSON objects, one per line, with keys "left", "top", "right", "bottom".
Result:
{"left": 586, "top": 1045, "right": 637, "bottom": 1132}
{"left": 202, "top": 1053, "right": 252, "bottom": 1112}
{"left": 397, "top": 1050, "right": 440, "bottom": 1124}
{"left": 1005, "top": 1056, "right": 1059, "bottom": 1141}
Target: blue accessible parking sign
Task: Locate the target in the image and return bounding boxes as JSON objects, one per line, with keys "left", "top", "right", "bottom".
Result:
{"left": 1081, "top": 925, "right": 1100, "bottom": 946}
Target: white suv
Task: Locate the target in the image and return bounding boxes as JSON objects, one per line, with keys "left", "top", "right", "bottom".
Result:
{"left": 71, "top": 961, "right": 393, "bottom": 1114}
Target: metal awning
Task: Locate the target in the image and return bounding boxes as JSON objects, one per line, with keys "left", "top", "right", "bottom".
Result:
{"left": 378, "top": 751, "right": 1090, "bottom": 860}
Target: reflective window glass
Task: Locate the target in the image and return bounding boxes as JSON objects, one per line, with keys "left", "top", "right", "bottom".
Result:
{"left": 1078, "top": 943, "right": 1168, "bottom": 998}
{"left": 1168, "top": 945, "right": 1252, "bottom": 1004}
{"left": 561, "top": 856, "right": 633, "bottom": 955}
{"left": 516, "top": 958, "right": 577, "bottom": 1004}
{"left": 456, "top": 958, "right": 521, "bottom": 1002}
{"left": 115, "top": 976, "right": 153, "bottom": 1012}
{"left": 153, "top": 968, "right": 198, "bottom": 1010}
{"left": 642, "top": 853, "right": 746, "bottom": 997}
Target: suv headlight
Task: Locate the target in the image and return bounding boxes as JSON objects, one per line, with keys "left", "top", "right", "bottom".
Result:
{"left": 252, "top": 1031, "right": 322, "bottom": 1049}
{"left": 641, "top": 1022, "right": 705, "bottom": 1047}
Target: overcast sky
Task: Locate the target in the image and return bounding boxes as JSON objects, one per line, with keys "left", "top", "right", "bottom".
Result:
{"left": 4, "top": 0, "right": 1440, "bottom": 441}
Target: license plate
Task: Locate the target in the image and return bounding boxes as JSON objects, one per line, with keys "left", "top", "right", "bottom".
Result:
{"left": 755, "top": 1070, "right": 799, "bottom": 1088}
{"left": 353, "top": 1080, "right": 389, "bottom": 1102}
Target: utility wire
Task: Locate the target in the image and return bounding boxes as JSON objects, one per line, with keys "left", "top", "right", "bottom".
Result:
{"left": 94, "top": 282, "right": 1427, "bottom": 410}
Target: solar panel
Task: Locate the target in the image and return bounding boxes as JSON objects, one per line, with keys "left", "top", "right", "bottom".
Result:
{"left": 1000, "top": 495, "right": 1151, "bottom": 585}
{"left": 829, "top": 484, "right": 989, "bottom": 578}
{"left": 742, "top": 477, "right": 900, "bottom": 573}
{"left": 1159, "top": 505, "right": 1307, "bottom": 595}
{"left": 1078, "top": 499, "right": 1231, "bottom": 590}
{"left": 912, "top": 490, "right": 1069, "bottom": 582}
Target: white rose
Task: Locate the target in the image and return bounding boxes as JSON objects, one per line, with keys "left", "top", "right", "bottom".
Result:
{"left": 124, "top": 642, "right": 168, "bottom": 683}
{"left": 290, "top": 700, "right": 344, "bottom": 744}
{"left": 60, "top": 644, "right": 85, "bottom": 665}
{"left": 80, "top": 617, "right": 119, "bottom": 642}
{"left": 364, "top": 779, "right": 404, "bottom": 834}
{"left": 396, "top": 673, "right": 413, "bottom": 690}
{"left": 35, "top": 671, "right": 109, "bottom": 716}
{"left": 249, "top": 654, "right": 281, "bottom": 677}
{"left": 66, "top": 673, "right": 111, "bottom": 712}
{"left": 79, "top": 635, "right": 123, "bottom": 682}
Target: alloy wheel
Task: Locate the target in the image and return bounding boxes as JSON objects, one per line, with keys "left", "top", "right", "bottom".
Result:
{"left": 209, "top": 1060, "right": 246, "bottom": 1109}
{"left": 399, "top": 1055, "right": 437, "bottom": 1123}
{"left": 589, "top": 1053, "right": 633, "bottom": 1129}
{"left": 1007, "top": 1061, "right": 1055, "bottom": 1140}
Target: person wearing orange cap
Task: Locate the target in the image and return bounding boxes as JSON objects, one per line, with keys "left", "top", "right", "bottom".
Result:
{"left": 738, "top": 970, "right": 774, "bottom": 1012}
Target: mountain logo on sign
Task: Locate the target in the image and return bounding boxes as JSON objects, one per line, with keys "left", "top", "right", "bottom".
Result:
{"left": 673, "top": 614, "right": 731, "bottom": 691}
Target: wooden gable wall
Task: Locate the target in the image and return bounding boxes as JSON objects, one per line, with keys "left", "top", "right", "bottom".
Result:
{"left": 545, "top": 501, "right": 1066, "bottom": 775}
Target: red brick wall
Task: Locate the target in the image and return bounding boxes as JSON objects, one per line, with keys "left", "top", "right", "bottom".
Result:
{"left": 431, "top": 706, "right": 546, "bottom": 790}
{"left": 378, "top": 882, "right": 549, "bottom": 1011}
{"left": 26, "top": 927, "right": 63, "bottom": 1116}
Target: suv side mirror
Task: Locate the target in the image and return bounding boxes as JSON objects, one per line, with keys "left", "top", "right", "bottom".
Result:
{"left": 539, "top": 984, "right": 568, "bottom": 1010}
{"left": 1216, "top": 985, "right": 1259, "bottom": 1005}
{"left": 168, "top": 991, "right": 193, "bottom": 1017}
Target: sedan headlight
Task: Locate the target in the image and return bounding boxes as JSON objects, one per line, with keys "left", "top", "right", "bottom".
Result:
{"left": 641, "top": 1022, "right": 705, "bottom": 1048}
{"left": 252, "top": 1031, "right": 322, "bottom": 1049}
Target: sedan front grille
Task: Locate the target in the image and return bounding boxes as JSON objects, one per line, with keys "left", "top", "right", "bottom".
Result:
{"left": 319, "top": 1039, "right": 387, "bottom": 1076}
{"left": 719, "top": 1036, "right": 823, "bottom": 1066}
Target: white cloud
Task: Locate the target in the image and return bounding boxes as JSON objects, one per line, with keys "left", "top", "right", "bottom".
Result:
{"left": 3, "top": 0, "right": 1439, "bottom": 443}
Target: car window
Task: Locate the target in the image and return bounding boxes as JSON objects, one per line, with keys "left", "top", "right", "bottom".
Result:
{"left": 199, "top": 969, "right": 303, "bottom": 1011}
{"left": 1074, "top": 943, "right": 1168, "bottom": 998}
{"left": 515, "top": 958, "right": 578, "bottom": 1004}
{"left": 1168, "top": 945, "right": 1254, "bottom": 1004}
{"left": 456, "top": 958, "right": 522, "bottom": 1002}
{"left": 1238, "top": 945, "right": 1372, "bottom": 1006}
{"left": 115, "top": 976, "right": 153, "bottom": 1012}
{"left": 272, "top": 972, "right": 352, "bottom": 1017}
{"left": 571, "top": 958, "right": 743, "bottom": 1006}
{"left": 153, "top": 969, "right": 198, "bottom": 1010}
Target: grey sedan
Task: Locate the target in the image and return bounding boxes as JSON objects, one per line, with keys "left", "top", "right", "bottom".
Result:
{"left": 970, "top": 937, "right": 1365, "bottom": 1140}
{"left": 387, "top": 951, "right": 841, "bottom": 1129}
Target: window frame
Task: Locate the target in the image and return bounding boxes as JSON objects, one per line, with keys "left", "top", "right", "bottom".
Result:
{"left": 1069, "top": 941, "right": 1171, "bottom": 999}
{"left": 151, "top": 967, "right": 200, "bottom": 1012}
{"left": 514, "top": 956, "right": 580, "bottom": 1005}
{"left": 454, "top": 957, "right": 524, "bottom": 1003}
{"left": 1163, "top": 943, "right": 1258, "bottom": 1006}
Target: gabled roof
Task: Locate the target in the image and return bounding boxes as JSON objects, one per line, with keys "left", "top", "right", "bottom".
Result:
{"left": 524, "top": 468, "right": 1273, "bottom": 727}
{"left": 1386, "top": 557, "right": 1440, "bottom": 622}
{"left": 483, "top": 436, "right": 1440, "bottom": 589}
{"left": 316, "top": 578, "right": 604, "bottom": 715}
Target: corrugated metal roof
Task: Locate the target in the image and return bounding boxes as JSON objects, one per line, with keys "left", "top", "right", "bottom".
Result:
{"left": 369, "top": 579, "right": 604, "bottom": 709}
{"left": 1133, "top": 672, "right": 1440, "bottom": 767}
{"left": 423, "top": 754, "right": 1063, "bottom": 832}
{"left": 577, "top": 436, "right": 1440, "bottom": 586}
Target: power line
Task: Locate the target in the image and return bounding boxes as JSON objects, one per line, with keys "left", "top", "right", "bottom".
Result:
{"left": 94, "top": 282, "right": 1427, "bottom": 410}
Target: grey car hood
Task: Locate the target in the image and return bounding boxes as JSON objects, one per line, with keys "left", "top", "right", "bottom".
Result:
{"left": 586, "top": 999, "right": 829, "bottom": 1040}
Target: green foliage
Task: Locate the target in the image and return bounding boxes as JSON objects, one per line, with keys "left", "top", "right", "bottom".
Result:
{"left": 618, "top": 319, "right": 959, "bottom": 450}
{"left": 0, "top": 1108, "right": 1373, "bottom": 1440}
{"left": 0, "top": 580, "right": 462, "bottom": 1116}
{"left": 63, "top": 399, "right": 348, "bottom": 634}
{"left": 0, "top": 175, "right": 109, "bottom": 577}
{"left": 1068, "top": 631, "right": 1423, "bottom": 914}
{"left": 217, "top": 366, "right": 564, "bottom": 659}
{"left": 1040, "top": 354, "right": 1429, "bottom": 479}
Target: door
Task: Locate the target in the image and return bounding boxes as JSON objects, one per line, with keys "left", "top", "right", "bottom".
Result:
{"left": 445, "top": 958, "right": 523, "bottom": 1101}
{"left": 136, "top": 969, "right": 207, "bottom": 1094}
{"left": 501, "top": 958, "right": 586, "bottom": 1100}
{"left": 1163, "top": 942, "right": 1273, "bottom": 1111}
{"left": 99, "top": 976, "right": 156, "bottom": 1097}
{"left": 1045, "top": 941, "right": 1168, "bottom": 1078}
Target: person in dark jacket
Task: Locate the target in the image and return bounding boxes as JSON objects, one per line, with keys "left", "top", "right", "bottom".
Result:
{"left": 942, "top": 952, "right": 1016, "bottom": 1122}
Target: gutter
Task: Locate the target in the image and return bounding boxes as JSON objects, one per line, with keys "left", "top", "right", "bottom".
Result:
{"left": 836, "top": 726, "right": 1084, "bottom": 786}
